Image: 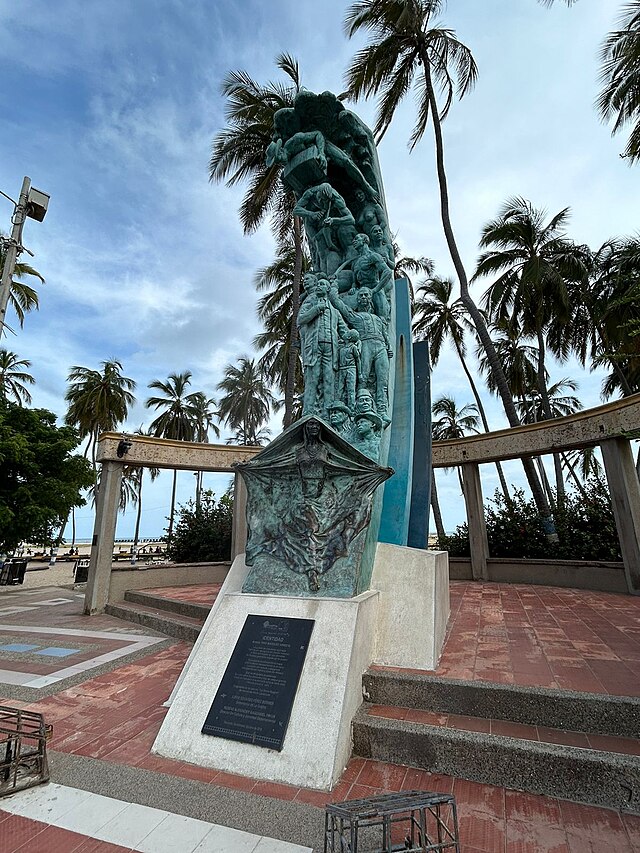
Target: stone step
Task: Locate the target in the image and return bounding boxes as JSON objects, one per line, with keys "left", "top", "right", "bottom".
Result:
{"left": 352, "top": 704, "right": 640, "bottom": 813}
{"left": 363, "top": 668, "right": 640, "bottom": 738}
{"left": 123, "top": 589, "right": 211, "bottom": 621}
{"left": 105, "top": 600, "right": 205, "bottom": 643}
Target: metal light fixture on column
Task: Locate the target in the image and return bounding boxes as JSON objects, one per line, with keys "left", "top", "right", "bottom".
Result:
{"left": 0, "top": 177, "right": 50, "bottom": 335}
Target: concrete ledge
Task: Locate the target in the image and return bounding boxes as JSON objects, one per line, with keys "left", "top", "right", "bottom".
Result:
{"left": 448, "top": 557, "right": 627, "bottom": 593}
{"left": 363, "top": 670, "right": 640, "bottom": 737}
{"left": 353, "top": 707, "right": 640, "bottom": 813}
{"left": 105, "top": 602, "right": 202, "bottom": 643}
{"left": 108, "top": 562, "right": 230, "bottom": 603}
{"left": 124, "top": 590, "right": 211, "bottom": 620}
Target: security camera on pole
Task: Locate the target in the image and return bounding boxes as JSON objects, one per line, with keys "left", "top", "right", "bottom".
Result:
{"left": 0, "top": 176, "right": 50, "bottom": 336}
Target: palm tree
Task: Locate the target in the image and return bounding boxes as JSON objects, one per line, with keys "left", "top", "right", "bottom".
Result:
{"left": 475, "top": 198, "right": 587, "bottom": 422}
{"left": 432, "top": 395, "right": 480, "bottom": 492}
{"left": 0, "top": 349, "right": 35, "bottom": 404}
{"left": 253, "top": 239, "right": 309, "bottom": 410}
{"left": 0, "top": 233, "right": 44, "bottom": 331}
{"left": 474, "top": 197, "right": 588, "bottom": 497}
{"left": 64, "top": 359, "right": 136, "bottom": 466}
{"left": 597, "top": 1, "right": 640, "bottom": 163}
{"left": 413, "top": 275, "right": 511, "bottom": 501}
{"left": 188, "top": 392, "right": 220, "bottom": 508}
{"left": 216, "top": 358, "right": 275, "bottom": 446}
{"left": 210, "top": 54, "right": 304, "bottom": 427}
{"left": 569, "top": 237, "right": 640, "bottom": 398}
{"left": 145, "top": 371, "right": 198, "bottom": 539}
{"left": 516, "top": 378, "right": 583, "bottom": 501}
{"left": 343, "top": 0, "right": 554, "bottom": 531}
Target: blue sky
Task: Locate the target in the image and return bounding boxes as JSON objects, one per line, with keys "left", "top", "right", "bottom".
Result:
{"left": 0, "top": 0, "right": 636, "bottom": 539}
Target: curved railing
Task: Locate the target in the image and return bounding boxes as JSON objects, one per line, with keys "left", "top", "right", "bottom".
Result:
{"left": 432, "top": 393, "right": 640, "bottom": 596}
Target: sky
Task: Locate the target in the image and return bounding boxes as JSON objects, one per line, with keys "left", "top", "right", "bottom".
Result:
{"left": 0, "top": 0, "right": 636, "bottom": 540}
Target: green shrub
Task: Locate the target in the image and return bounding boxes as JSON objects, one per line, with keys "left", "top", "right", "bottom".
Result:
{"left": 438, "top": 479, "right": 621, "bottom": 561}
{"left": 166, "top": 491, "right": 233, "bottom": 563}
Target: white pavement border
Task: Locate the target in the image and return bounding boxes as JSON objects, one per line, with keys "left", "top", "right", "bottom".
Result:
{"left": 0, "top": 782, "right": 312, "bottom": 852}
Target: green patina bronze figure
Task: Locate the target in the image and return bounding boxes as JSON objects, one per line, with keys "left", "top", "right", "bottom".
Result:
{"left": 238, "top": 90, "right": 400, "bottom": 598}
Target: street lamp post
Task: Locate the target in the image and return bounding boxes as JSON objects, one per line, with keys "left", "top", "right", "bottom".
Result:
{"left": 0, "top": 176, "right": 49, "bottom": 335}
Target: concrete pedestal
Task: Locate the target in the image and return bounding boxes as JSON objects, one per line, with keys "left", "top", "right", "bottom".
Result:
{"left": 154, "top": 544, "right": 448, "bottom": 790}
{"left": 372, "top": 544, "right": 449, "bottom": 670}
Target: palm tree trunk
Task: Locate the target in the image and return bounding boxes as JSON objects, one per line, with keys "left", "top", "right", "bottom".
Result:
{"left": 71, "top": 508, "right": 76, "bottom": 549}
{"left": 535, "top": 328, "right": 565, "bottom": 500}
{"left": 453, "top": 338, "right": 511, "bottom": 503}
{"left": 430, "top": 468, "right": 446, "bottom": 544}
{"left": 167, "top": 469, "right": 178, "bottom": 540}
{"left": 421, "top": 54, "right": 554, "bottom": 536}
{"left": 133, "top": 471, "right": 144, "bottom": 553}
{"left": 283, "top": 215, "right": 303, "bottom": 429}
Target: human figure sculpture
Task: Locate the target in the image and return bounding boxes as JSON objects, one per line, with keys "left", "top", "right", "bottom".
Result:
{"left": 329, "top": 285, "right": 392, "bottom": 425}
{"left": 354, "top": 188, "right": 388, "bottom": 241}
{"left": 293, "top": 183, "right": 356, "bottom": 275}
{"left": 370, "top": 224, "right": 395, "bottom": 271}
{"left": 352, "top": 410, "right": 383, "bottom": 460}
{"left": 297, "top": 273, "right": 349, "bottom": 417}
{"left": 336, "top": 328, "right": 361, "bottom": 411}
{"left": 327, "top": 401, "right": 352, "bottom": 440}
{"left": 338, "top": 233, "right": 393, "bottom": 320}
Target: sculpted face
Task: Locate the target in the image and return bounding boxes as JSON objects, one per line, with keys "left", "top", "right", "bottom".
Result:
{"left": 356, "top": 391, "right": 374, "bottom": 412}
{"left": 329, "top": 409, "right": 347, "bottom": 428}
{"left": 316, "top": 280, "right": 330, "bottom": 297}
{"left": 357, "top": 288, "right": 373, "bottom": 310}
{"left": 305, "top": 420, "right": 321, "bottom": 439}
{"left": 355, "top": 416, "right": 372, "bottom": 437}
{"left": 371, "top": 225, "right": 383, "bottom": 242}
{"left": 303, "top": 273, "right": 317, "bottom": 292}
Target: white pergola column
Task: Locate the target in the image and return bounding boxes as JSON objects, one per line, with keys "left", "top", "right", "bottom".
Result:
{"left": 84, "top": 461, "right": 123, "bottom": 615}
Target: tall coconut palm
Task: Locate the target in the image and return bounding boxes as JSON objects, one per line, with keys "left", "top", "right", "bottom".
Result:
{"left": 474, "top": 197, "right": 588, "bottom": 496}
{"left": 253, "top": 239, "right": 309, "bottom": 410}
{"left": 343, "top": 0, "right": 555, "bottom": 531}
{"left": 145, "top": 371, "right": 198, "bottom": 540}
{"left": 216, "top": 358, "right": 275, "bottom": 446}
{"left": 188, "top": 392, "right": 220, "bottom": 508}
{"left": 474, "top": 198, "right": 586, "bottom": 421}
{"left": 0, "top": 349, "right": 35, "bottom": 405}
{"left": 127, "top": 429, "right": 161, "bottom": 561}
{"left": 597, "top": 1, "right": 640, "bottom": 163}
{"left": 64, "top": 359, "right": 136, "bottom": 466}
{"left": 210, "top": 54, "right": 303, "bottom": 427}
{"left": 413, "top": 275, "right": 511, "bottom": 500}
{"left": 569, "top": 237, "right": 640, "bottom": 398}
{"left": 0, "top": 233, "right": 44, "bottom": 331}
{"left": 432, "top": 395, "right": 480, "bottom": 491}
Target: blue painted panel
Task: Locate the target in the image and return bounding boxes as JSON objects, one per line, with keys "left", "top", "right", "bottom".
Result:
{"left": 408, "top": 340, "right": 432, "bottom": 548}
{"left": 379, "top": 279, "right": 414, "bottom": 545}
{"left": 35, "top": 647, "right": 78, "bottom": 657}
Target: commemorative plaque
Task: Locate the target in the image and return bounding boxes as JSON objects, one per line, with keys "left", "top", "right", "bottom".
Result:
{"left": 201, "top": 614, "right": 314, "bottom": 751}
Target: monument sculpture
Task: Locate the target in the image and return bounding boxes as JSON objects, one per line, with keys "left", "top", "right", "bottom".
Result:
{"left": 152, "top": 90, "right": 446, "bottom": 792}
{"left": 238, "top": 90, "right": 399, "bottom": 598}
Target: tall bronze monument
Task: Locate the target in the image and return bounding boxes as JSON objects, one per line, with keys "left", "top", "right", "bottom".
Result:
{"left": 238, "top": 91, "right": 401, "bottom": 598}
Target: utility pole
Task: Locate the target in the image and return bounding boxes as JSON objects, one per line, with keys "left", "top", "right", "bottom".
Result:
{"left": 0, "top": 176, "right": 49, "bottom": 336}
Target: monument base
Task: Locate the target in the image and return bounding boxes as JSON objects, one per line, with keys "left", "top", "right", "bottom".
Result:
{"left": 153, "top": 545, "right": 448, "bottom": 790}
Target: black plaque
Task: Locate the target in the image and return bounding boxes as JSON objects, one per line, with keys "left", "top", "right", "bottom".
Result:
{"left": 201, "top": 614, "right": 314, "bottom": 751}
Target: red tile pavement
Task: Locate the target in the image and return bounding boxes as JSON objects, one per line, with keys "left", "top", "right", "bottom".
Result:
{"left": 366, "top": 704, "right": 640, "bottom": 756}
{"left": 373, "top": 581, "right": 640, "bottom": 696}
{"left": 0, "top": 638, "right": 635, "bottom": 852}
{"left": 154, "top": 580, "right": 640, "bottom": 696}
{"left": 140, "top": 584, "right": 222, "bottom": 606}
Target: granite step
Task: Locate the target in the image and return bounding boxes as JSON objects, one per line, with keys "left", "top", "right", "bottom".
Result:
{"left": 105, "top": 600, "right": 205, "bottom": 642}
{"left": 363, "top": 668, "right": 640, "bottom": 738}
{"left": 123, "top": 589, "right": 211, "bottom": 620}
{"left": 352, "top": 703, "right": 640, "bottom": 813}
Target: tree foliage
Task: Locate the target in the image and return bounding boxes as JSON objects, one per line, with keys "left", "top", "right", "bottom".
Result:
{"left": 440, "top": 482, "right": 621, "bottom": 562}
{"left": 166, "top": 491, "right": 233, "bottom": 563}
{"left": 0, "top": 402, "right": 94, "bottom": 552}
